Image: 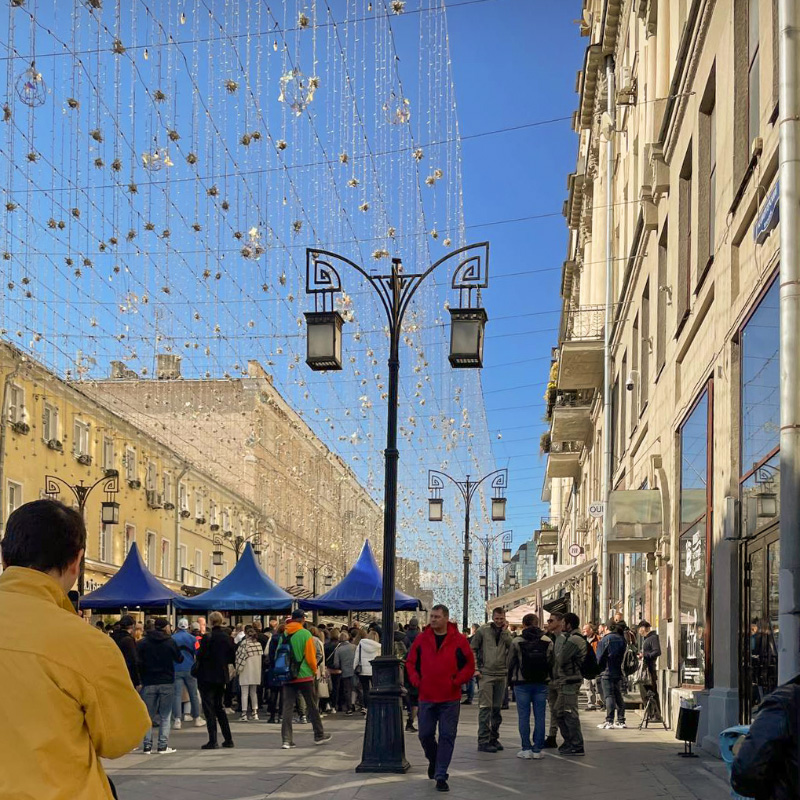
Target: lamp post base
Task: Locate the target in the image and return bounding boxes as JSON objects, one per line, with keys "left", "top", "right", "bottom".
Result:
{"left": 355, "top": 655, "right": 411, "bottom": 774}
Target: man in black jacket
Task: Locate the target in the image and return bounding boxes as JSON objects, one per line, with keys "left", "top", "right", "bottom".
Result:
{"left": 732, "top": 674, "right": 799, "bottom": 800}
{"left": 137, "top": 618, "right": 182, "bottom": 754}
{"left": 111, "top": 614, "right": 140, "bottom": 687}
{"left": 637, "top": 621, "right": 662, "bottom": 722}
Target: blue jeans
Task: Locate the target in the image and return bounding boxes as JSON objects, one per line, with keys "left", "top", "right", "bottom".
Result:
{"left": 173, "top": 672, "right": 201, "bottom": 720}
{"left": 142, "top": 684, "right": 175, "bottom": 750}
{"left": 514, "top": 683, "right": 548, "bottom": 752}
{"left": 464, "top": 677, "right": 475, "bottom": 702}
{"left": 418, "top": 701, "right": 461, "bottom": 781}
{"left": 601, "top": 676, "right": 626, "bottom": 724}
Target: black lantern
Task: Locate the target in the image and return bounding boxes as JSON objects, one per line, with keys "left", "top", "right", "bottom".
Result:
{"left": 101, "top": 501, "right": 120, "bottom": 525}
{"left": 304, "top": 311, "right": 344, "bottom": 371}
{"left": 491, "top": 496, "right": 507, "bottom": 521}
{"left": 428, "top": 497, "right": 443, "bottom": 522}
{"left": 502, "top": 545, "right": 512, "bottom": 564}
{"left": 296, "top": 571, "right": 305, "bottom": 587}
{"left": 479, "top": 573, "right": 487, "bottom": 589}
{"left": 324, "top": 572, "right": 333, "bottom": 588}
{"left": 757, "top": 491, "right": 778, "bottom": 518}
{"left": 448, "top": 307, "right": 487, "bottom": 369}
{"left": 212, "top": 546, "right": 223, "bottom": 567}
{"left": 508, "top": 572, "right": 517, "bottom": 587}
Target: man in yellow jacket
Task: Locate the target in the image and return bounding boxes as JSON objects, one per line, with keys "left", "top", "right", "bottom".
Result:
{"left": 0, "top": 499, "right": 150, "bottom": 800}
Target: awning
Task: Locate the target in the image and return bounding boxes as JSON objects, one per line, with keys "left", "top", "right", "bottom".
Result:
{"left": 489, "top": 558, "right": 596, "bottom": 611}
{"left": 608, "top": 489, "right": 662, "bottom": 553}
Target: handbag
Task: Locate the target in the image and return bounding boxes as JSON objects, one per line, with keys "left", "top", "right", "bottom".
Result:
{"left": 317, "top": 677, "right": 330, "bottom": 699}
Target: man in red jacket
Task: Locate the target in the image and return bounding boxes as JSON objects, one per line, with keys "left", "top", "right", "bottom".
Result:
{"left": 406, "top": 604, "right": 475, "bottom": 793}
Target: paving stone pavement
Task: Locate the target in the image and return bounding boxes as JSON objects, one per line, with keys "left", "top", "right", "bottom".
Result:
{"left": 105, "top": 705, "right": 734, "bottom": 800}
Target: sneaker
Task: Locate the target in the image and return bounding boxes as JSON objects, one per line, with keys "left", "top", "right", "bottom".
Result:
{"left": 222, "top": 740, "right": 235, "bottom": 748}
{"left": 516, "top": 750, "right": 533, "bottom": 760}
{"left": 194, "top": 717, "right": 206, "bottom": 727}
{"left": 201, "top": 742, "right": 219, "bottom": 750}
{"left": 345, "top": 710, "right": 354, "bottom": 716}
{"left": 252, "top": 713, "right": 259, "bottom": 721}
{"left": 282, "top": 742, "right": 296, "bottom": 750}
{"left": 157, "top": 747, "right": 177, "bottom": 754}
{"left": 597, "top": 722, "right": 614, "bottom": 729}
{"left": 436, "top": 780, "right": 450, "bottom": 792}
{"left": 532, "top": 752, "right": 544, "bottom": 760}
{"left": 492, "top": 741, "right": 504, "bottom": 751}
{"left": 585, "top": 704, "right": 598, "bottom": 711}
{"left": 563, "top": 748, "right": 585, "bottom": 757}
{"left": 184, "top": 713, "right": 193, "bottom": 721}
{"left": 172, "top": 719, "right": 182, "bottom": 730}
{"left": 477, "top": 743, "right": 498, "bottom": 753}
{"left": 314, "top": 734, "right": 332, "bottom": 745}
{"left": 142, "top": 747, "right": 152, "bottom": 755}
{"left": 427, "top": 760, "right": 435, "bottom": 779}
{"left": 240, "top": 714, "right": 248, "bottom": 721}
{"left": 613, "top": 722, "right": 627, "bottom": 729}
{"left": 543, "top": 736, "right": 557, "bottom": 749}
{"left": 299, "top": 715, "right": 309, "bottom": 724}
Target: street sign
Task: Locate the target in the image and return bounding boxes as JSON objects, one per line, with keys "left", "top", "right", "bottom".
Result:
{"left": 588, "top": 502, "right": 604, "bottom": 519}
{"left": 568, "top": 544, "right": 584, "bottom": 558}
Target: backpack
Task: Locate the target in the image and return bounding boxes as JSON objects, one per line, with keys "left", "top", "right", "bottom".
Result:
{"left": 580, "top": 636, "right": 601, "bottom": 680}
{"left": 517, "top": 634, "right": 550, "bottom": 683}
{"left": 623, "top": 642, "right": 639, "bottom": 676}
{"left": 270, "top": 632, "right": 304, "bottom": 685}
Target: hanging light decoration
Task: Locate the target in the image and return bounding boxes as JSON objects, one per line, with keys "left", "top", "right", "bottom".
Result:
{"left": 278, "top": 68, "right": 318, "bottom": 116}
{"left": 383, "top": 92, "right": 411, "bottom": 125}
{"left": 15, "top": 64, "right": 46, "bottom": 107}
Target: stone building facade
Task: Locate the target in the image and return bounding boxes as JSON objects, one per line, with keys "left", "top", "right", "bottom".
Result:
{"left": 538, "top": 0, "right": 781, "bottom": 753}
{"left": 85, "top": 357, "right": 384, "bottom": 592}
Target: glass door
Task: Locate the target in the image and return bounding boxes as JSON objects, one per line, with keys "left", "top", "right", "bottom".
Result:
{"left": 741, "top": 526, "right": 780, "bottom": 722}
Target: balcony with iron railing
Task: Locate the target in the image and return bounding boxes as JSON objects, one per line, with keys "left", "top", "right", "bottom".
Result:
{"left": 545, "top": 439, "right": 584, "bottom": 481}
{"left": 558, "top": 304, "right": 605, "bottom": 391}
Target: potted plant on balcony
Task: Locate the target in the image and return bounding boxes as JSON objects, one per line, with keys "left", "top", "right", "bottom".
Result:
{"left": 540, "top": 432, "right": 551, "bottom": 454}
{"left": 47, "top": 439, "right": 64, "bottom": 452}
{"left": 76, "top": 453, "right": 92, "bottom": 466}
{"left": 11, "top": 420, "right": 30, "bottom": 435}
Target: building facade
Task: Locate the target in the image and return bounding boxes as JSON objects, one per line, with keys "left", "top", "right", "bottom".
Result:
{"left": 537, "top": 0, "right": 781, "bottom": 754}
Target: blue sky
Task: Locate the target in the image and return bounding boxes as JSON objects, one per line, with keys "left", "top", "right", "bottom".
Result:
{"left": 444, "top": 0, "right": 583, "bottom": 550}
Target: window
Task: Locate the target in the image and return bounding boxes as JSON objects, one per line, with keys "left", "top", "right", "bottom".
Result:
{"left": 146, "top": 461, "right": 157, "bottom": 492}
{"left": 146, "top": 531, "right": 157, "bottom": 569}
{"left": 99, "top": 523, "right": 110, "bottom": 563}
{"left": 749, "top": 0, "right": 761, "bottom": 147}
{"left": 209, "top": 499, "right": 218, "bottom": 526}
{"left": 178, "top": 544, "right": 187, "bottom": 581}
{"left": 619, "top": 353, "right": 628, "bottom": 453}
{"left": 631, "top": 316, "right": 640, "bottom": 424}
{"left": 178, "top": 482, "right": 188, "bottom": 512}
{"left": 699, "top": 69, "right": 717, "bottom": 283}
{"left": 611, "top": 377, "right": 620, "bottom": 472}
{"left": 160, "top": 539, "right": 170, "bottom": 579}
{"left": 43, "top": 404, "right": 59, "bottom": 442}
{"left": 741, "top": 278, "right": 780, "bottom": 471}
{"left": 7, "top": 480, "right": 22, "bottom": 517}
{"left": 677, "top": 144, "right": 693, "bottom": 329}
{"left": 125, "top": 447, "right": 137, "bottom": 482}
{"left": 102, "top": 437, "right": 114, "bottom": 471}
{"left": 162, "top": 471, "right": 173, "bottom": 505}
{"left": 679, "top": 385, "right": 713, "bottom": 687}
{"left": 194, "top": 548, "right": 203, "bottom": 585}
{"left": 640, "top": 283, "right": 650, "bottom": 409}
{"left": 657, "top": 222, "right": 668, "bottom": 375}
{"left": 6, "top": 384, "right": 24, "bottom": 424}
{"left": 125, "top": 524, "right": 136, "bottom": 555}
{"left": 222, "top": 507, "right": 231, "bottom": 532}
{"left": 195, "top": 491, "right": 204, "bottom": 519}
{"left": 73, "top": 420, "right": 90, "bottom": 457}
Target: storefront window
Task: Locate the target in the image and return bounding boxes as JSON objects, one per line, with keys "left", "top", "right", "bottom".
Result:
{"left": 679, "top": 388, "right": 711, "bottom": 686}
{"left": 627, "top": 552, "right": 646, "bottom": 626}
{"left": 741, "top": 278, "right": 779, "bottom": 472}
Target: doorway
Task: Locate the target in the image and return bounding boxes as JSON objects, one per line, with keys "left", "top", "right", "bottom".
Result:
{"left": 740, "top": 525, "right": 780, "bottom": 722}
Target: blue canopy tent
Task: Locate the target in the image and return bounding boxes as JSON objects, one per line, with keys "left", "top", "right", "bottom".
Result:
{"left": 79, "top": 542, "right": 179, "bottom": 610}
{"left": 298, "top": 540, "right": 421, "bottom": 612}
{"left": 174, "top": 542, "right": 293, "bottom": 612}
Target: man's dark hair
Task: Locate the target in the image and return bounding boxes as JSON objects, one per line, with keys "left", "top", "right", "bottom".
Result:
{"left": 154, "top": 617, "right": 169, "bottom": 630}
{"left": 95, "top": 620, "right": 105, "bottom": 629}
{"left": 431, "top": 603, "right": 449, "bottom": 616}
{"left": 563, "top": 612, "right": 580, "bottom": 631}
{"left": 548, "top": 611, "right": 564, "bottom": 621}
{"left": 492, "top": 606, "right": 505, "bottom": 616}
{"left": 638, "top": 620, "right": 651, "bottom": 630}
{"left": 120, "top": 614, "right": 135, "bottom": 629}
{"left": 522, "top": 613, "right": 539, "bottom": 628}
{"left": 1, "top": 499, "right": 86, "bottom": 573}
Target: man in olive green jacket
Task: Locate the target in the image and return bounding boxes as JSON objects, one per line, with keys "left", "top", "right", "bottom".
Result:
{"left": 471, "top": 607, "right": 514, "bottom": 752}
{"left": 552, "top": 612, "right": 588, "bottom": 756}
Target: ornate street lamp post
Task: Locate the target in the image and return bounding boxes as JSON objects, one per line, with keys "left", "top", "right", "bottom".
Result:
{"left": 44, "top": 472, "right": 120, "bottom": 595}
{"left": 212, "top": 530, "right": 262, "bottom": 564}
{"left": 303, "top": 242, "right": 491, "bottom": 774}
{"left": 427, "top": 468, "right": 508, "bottom": 632}
{"left": 475, "top": 530, "right": 513, "bottom": 622}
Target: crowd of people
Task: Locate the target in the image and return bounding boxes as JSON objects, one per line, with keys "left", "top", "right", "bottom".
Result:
{"left": 3, "top": 497, "right": 797, "bottom": 800}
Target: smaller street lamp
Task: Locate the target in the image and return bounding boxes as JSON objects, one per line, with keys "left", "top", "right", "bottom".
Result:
{"left": 448, "top": 307, "right": 488, "bottom": 368}
{"left": 304, "top": 311, "right": 345, "bottom": 371}
{"left": 502, "top": 543, "right": 512, "bottom": 564}
{"left": 296, "top": 570, "right": 305, "bottom": 588}
{"left": 491, "top": 495, "right": 507, "bottom": 522}
{"left": 212, "top": 534, "right": 224, "bottom": 567}
{"left": 101, "top": 501, "right": 120, "bottom": 525}
{"left": 428, "top": 496, "right": 443, "bottom": 522}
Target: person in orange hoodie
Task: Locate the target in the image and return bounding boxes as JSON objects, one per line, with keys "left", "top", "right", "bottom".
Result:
{"left": 280, "top": 609, "right": 332, "bottom": 749}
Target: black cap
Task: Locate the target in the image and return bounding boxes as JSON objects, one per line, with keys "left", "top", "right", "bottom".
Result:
{"left": 120, "top": 614, "right": 136, "bottom": 628}
{"left": 154, "top": 617, "right": 170, "bottom": 630}
{"left": 291, "top": 609, "right": 306, "bottom": 621}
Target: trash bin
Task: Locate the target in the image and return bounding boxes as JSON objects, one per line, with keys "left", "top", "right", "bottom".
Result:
{"left": 719, "top": 726, "right": 753, "bottom": 800}
{"left": 675, "top": 705, "right": 701, "bottom": 756}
